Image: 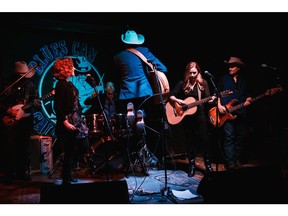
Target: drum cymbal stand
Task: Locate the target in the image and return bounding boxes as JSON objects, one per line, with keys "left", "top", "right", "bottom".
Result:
{"left": 132, "top": 122, "right": 149, "bottom": 176}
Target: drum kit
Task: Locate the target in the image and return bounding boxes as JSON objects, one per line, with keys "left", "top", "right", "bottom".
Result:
{"left": 84, "top": 112, "right": 131, "bottom": 172}
{"left": 47, "top": 112, "right": 158, "bottom": 178}
{"left": 85, "top": 112, "right": 129, "bottom": 141}
{"left": 84, "top": 112, "right": 158, "bottom": 175}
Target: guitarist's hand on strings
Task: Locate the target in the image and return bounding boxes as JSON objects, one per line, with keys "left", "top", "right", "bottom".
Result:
{"left": 170, "top": 96, "right": 186, "bottom": 106}
{"left": 217, "top": 97, "right": 227, "bottom": 114}
{"left": 217, "top": 104, "right": 227, "bottom": 114}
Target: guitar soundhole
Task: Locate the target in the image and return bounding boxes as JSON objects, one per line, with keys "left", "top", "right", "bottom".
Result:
{"left": 182, "top": 105, "right": 188, "bottom": 111}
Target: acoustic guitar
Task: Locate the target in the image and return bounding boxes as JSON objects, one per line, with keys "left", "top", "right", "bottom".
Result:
{"left": 166, "top": 90, "right": 233, "bottom": 125}
{"left": 208, "top": 87, "right": 283, "bottom": 128}
{"left": 2, "top": 89, "right": 55, "bottom": 127}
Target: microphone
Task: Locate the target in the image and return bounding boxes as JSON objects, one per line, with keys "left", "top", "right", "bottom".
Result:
{"left": 261, "top": 64, "right": 277, "bottom": 70}
{"left": 126, "top": 102, "right": 135, "bottom": 128}
{"left": 204, "top": 71, "right": 214, "bottom": 78}
{"left": 136, "top": 109, "right": 146, "bottom": 135}
{"left": 86, "top": 74, "right": 97, "bottom": 87}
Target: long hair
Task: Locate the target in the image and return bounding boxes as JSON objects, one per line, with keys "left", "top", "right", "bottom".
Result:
{"left": 53, "top": 58, "right": 74, "bottom": 80}
{"left": 183, "top": 61, "right": 205, "bottom": 94}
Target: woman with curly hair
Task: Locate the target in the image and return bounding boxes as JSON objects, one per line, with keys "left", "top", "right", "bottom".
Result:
{"left": 53, "top": 57, "right": 89, "bottom": 185}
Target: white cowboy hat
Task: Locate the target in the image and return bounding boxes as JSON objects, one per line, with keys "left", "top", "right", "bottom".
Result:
{"left": 15, "top": 61, "right": 35, "bottom": 78}
{"left": 121, "top": 30, "right": 145, "bottom": 45}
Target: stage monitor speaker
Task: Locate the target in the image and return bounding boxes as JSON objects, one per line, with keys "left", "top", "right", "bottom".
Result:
{"left": 40, "top": 180, "right": 129, "bottom": 204}
{"left": 29, "top": 135, "right": 53, "bottom": 174}
{"left": 197, "top": 164, "right": 283, "bottom": 204}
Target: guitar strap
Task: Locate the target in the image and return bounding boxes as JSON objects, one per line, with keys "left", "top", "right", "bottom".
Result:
{"left": 126, "top": 48, "right": 153, "bottom": 71}
{"left": 197, "top": 86, "right": 201, "bottom": 101}
{"left": 126, "top": 48, "right": 167, "bottom": 87}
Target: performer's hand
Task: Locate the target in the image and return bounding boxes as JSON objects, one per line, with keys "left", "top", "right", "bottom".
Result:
{"left": 64, "top": 120, "right": 76, "bottom": 131}
{"left": 176, "top": 99, "right": 186, "bottom": 105}
{"left": 7, "top": 107, "right": 18, "bottom": 117}
{"left": 244, "top": 97, "right": 252, "bottom": 106}
{"left": 208, "top": 95, "right": 217, "bottom": 103}
{"left": 218, "top": 104, "right": 227, "bottom": 114}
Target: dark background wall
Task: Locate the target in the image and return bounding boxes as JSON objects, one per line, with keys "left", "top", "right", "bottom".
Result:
{"left": 1, "top": 12, "right": 287, "bottom": 165}
{"left": 1, "top": 12, "right": 288, "bottom": 90}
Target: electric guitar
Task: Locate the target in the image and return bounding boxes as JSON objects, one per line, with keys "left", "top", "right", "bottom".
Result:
{"left": 166, "top": 90, "right": 233, "bottom": 125}
{"left": 2, "top": 89, "right": 55, "bottom": 127}
{"left": 208, "top": 87, "right": 283, "bottom": 128}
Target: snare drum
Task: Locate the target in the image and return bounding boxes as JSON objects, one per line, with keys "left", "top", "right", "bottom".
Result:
{"left": 85, "top": 114, "right": 104, "bottom": 134}
{"left": 110, "top": 113, "right": 128, "bottom": 138}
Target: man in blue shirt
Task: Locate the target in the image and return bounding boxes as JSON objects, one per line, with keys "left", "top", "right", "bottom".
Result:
{"left": 114, "top": 29, "right": 168, "bottom": 115}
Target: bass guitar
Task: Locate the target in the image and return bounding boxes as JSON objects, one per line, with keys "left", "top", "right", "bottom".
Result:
{"left": 208, "top": 87, "right": 283, "bottom": 127}
{"left": 166, "top": 90, "right": 233, "bottom": 125}
{"left": 2, "top": 89, "right": 55, "bottom": 127}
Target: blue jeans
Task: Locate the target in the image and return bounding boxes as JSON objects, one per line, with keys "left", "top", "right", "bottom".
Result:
{"left": 222, "top": 116, "right": 248, "bottom": 165}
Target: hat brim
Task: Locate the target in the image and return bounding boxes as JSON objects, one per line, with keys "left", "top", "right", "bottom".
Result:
{"left": 224, "top": 60, "right": 245, "bottom": 67}
{"left": 17, "top": 68, "right": 36, "bottom": 78}
{"left": 121, "top": 34, "right": 145, "bottom": 45}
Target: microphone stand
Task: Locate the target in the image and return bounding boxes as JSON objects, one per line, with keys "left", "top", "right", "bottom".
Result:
{"left": 88, "top": 76, "right": 114, "bottom": 181}
{"left": 151, "top": 63, "right": 174, "bottom": 202}
{"left": 207, "top": 75, "right": 221, "bottom": 172}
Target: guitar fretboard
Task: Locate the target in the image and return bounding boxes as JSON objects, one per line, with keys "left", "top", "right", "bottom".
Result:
{"left": 228, "top": 93, "right": 267, "bottom": 113}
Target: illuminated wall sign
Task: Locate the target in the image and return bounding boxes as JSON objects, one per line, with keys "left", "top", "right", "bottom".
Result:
{"left": 30, "top": 40, "right": 104, "bottom": 137}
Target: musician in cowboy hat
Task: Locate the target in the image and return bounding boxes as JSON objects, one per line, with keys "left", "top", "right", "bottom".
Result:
{"left": 217, "top": 56, "right": 252, "bottom": 170}
{"left": 114, "top": 29, "right": 168, "bottom": 174}
{"left": 0, "top": 60, "right": 38, "bottom": 184}
{"left": 114, "top": 29, "right": 167, "bottom": 113}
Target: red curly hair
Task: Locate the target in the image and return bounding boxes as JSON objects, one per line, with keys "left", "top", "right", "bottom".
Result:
{"left": 53, "top": 57, "right": 74, "bottom": 80}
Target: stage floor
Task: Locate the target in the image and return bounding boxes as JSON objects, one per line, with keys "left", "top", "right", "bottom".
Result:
{"left": 1, "top": 155, "right": 287, "bottom": 204}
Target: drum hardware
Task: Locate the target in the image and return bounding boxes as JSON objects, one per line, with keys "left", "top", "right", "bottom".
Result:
{"left": 110, "top": 113, "right": 129, "bottom": 139}
{"left": 125, "top": 111, "right": 160, "bottom": 176}
{"left": 90, "top": 137, "right": 105, "bottom": 154}
{"left": 85, "top": 113, "right": 104, "bottom": 134}
{"left": 86, "top": 77, "right": 116, "bottom": 181}
{"left": 47, "top": 137, "right": 99, "bottom": 178}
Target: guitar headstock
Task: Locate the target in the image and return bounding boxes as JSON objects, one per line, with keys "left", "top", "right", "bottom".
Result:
{"left": 220, "top": 90, "right": 233, "bottom": 97}
{"left": 265, "top": 87, "right": 283, "bottom": 96}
